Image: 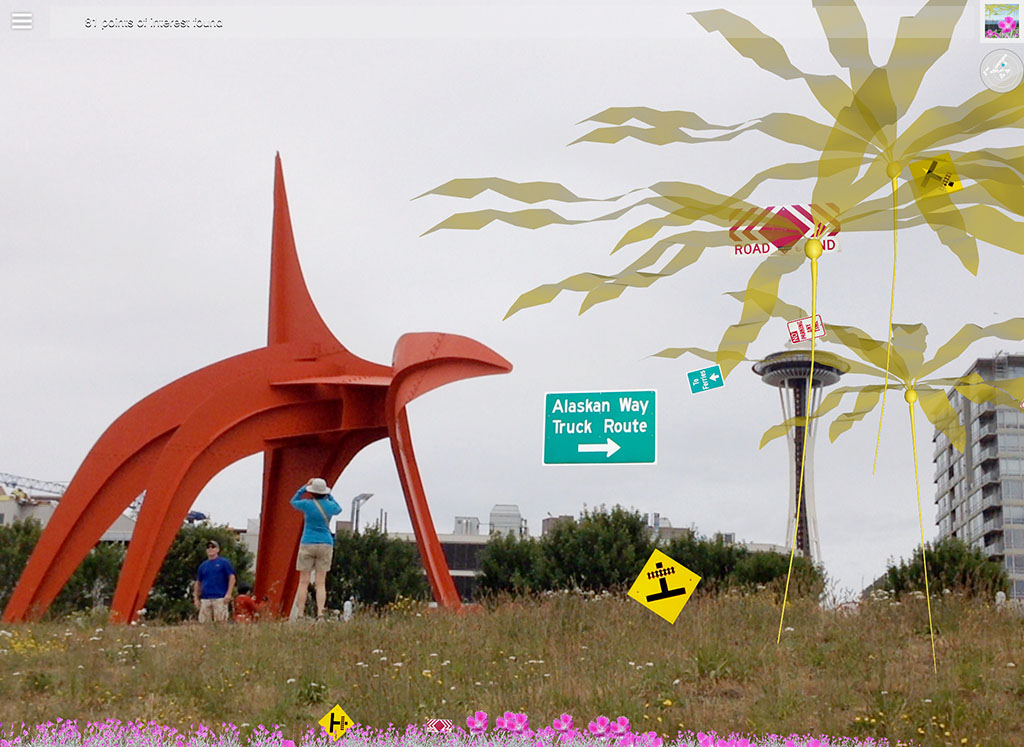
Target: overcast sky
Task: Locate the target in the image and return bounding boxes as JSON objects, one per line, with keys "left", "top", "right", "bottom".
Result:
{"left": 2, "top": 0, "right": 1020, "bottom": 602}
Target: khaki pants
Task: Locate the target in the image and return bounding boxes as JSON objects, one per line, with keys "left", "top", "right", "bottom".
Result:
{"left": 198, "top": 597, "right": 229, "bottom": 623}
{"left": 296, "top": 543, "right": 333, "bottom": 573}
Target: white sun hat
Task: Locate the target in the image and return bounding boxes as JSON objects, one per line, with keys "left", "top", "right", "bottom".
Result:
{"left": 307, "top": 478, "right": 330, "bottom": 495}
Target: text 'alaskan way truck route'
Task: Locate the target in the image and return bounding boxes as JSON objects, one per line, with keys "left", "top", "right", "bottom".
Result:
{"left": 550, "top": 395, "right": 650, "bottom": 435}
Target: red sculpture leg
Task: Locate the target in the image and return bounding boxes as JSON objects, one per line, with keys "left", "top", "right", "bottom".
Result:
{"left": 113, "top": 396, "right": 350, "bottom": 622}
{"left": 386, "top": 332, "right": 513, "bottom": 608}
{"left": 2, "top": 346, "right": 288, "bottom": 623}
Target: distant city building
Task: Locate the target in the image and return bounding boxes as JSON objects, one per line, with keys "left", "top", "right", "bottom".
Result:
{"left": 454, "top": 516, "right": 480, "bottom": 535}
{"left": 0, "top": 493, "right": 136, "bottom": 542}
{"left": 387, "top": 531, "right": 489, "bottom": 601}
{"left": 489, "top": 504, "right": 528, "bottom": 537}
{"left": 934, "top": 352, "right": 1024, "bottom": 599}
{"left": 541, "top": 515, "right": 574, "bottom": 536}
{"left": 242, "top": 518, "right": 260, "bottom": 563}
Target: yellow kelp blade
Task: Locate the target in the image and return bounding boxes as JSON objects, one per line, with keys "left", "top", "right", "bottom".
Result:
{"left": 941, "top": 205, "right": 1024, "bottom": 258}
{"left": 888, "top": 322, "right": 930, "bottom": 374}
{"left": 908, "top": 172, "right": 979, "bottom": 274}
{"left": 760, "top": 415, "right": 808, "bottom": 450}
{"left": 917, "top": 318, "right": 1024, "bottom": 379}
{"left": 414, "top": 178, "right": 639, "bottom": 203}
{"left": 829, "top": 384, "right": 893, "bottom": 443}
{"left": 810, "top": 71, "right": 895, "bottom": 210}
{"left": 952, "top": 376, "right": 1024, "bottom": 406}
{"left": 580, "top": 106, "right": 744, "bottom": 129}
{"left": 505, "top": 227, "right": 738, "bottom": 318}
{"left": 916, "top": 387, "right": 967, "bottom": 452}
{"left": 688, "top": 9, "right": 858, "bottom": 124}
{"left": 579, "top": 233, "right": 724, "bottom": 314}
{"left": 897, "top": 86, "right": 1024, "bottom": 158}
{"left": 722, "top": 289, "right": 807, "bottom": 321}
{"left": 884, "top": 0, "right": 967, "bottom": 120}
{"left": 420, "top": 196, "right": 665, "bottom": 236}
{"left": 614, "top": 164, "right": 824, "bottom": 253}
{"left": 575, "top": 110, "right": 858, "bottom": 152}
{"left": 502, "top": 272, "right": 616, "bottom": 319}
{"left": 759, "top": 382, "right": 887, "bottom": 449}
{"left": 844, "top": 180, "right": 1017, "bottom": 230}
{"left": 824, "top": 324, "right": 913, "bottom": 380}
{"left": 651, "top": 346, "right": 750, "bottom": 369}
{"left": 812, "top": 0, "right": 874, "bottom": 93}
{"left": 716, "top": 252, "right": 806, "bottom": 377}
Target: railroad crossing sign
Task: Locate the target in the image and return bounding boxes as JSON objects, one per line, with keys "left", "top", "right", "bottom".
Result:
{"left": 318, "top": 704, "right": 354, "bottom": 742}
{"left": 687, "top": 365, "right": 724, "bottom": 394}
{"left": 909, "top": 153, "right": 963, "bottom": 198}
{"left": 627, "top": 549, "right": 701, "bottom": 624}
{"left": 543, "top": 390, "right": 656, "bottom": 464}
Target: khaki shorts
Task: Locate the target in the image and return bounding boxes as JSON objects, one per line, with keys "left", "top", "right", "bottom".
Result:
{"left": 296, "top": 543, "right": 333, "bottom": 573}
{"left": 198, "top": 597, "right": 229, "bottom": 623}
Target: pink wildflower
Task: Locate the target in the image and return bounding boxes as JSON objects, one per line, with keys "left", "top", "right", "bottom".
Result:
{"left": 607, "top": 718, "right": 630, "bottom": 737}
{"left": 638, "top": 731, "right": 663, "bottom": 747}
{"left": 588, "top": 716, "right": 611, "bottom": 739}
{"left": 1000, "top": 16, "right": 1018, "bottom": 33}
{"left": 467, "top": 711, "right": 488, "bottom": 735}
{"left": 552, "top": 715, "right": 574, "bottom": 733}
{"left": 282, "top": 741, "right": 296, "bottom": 747}
{"left": 511, "top": 713, "right": 531, "bottom": 735}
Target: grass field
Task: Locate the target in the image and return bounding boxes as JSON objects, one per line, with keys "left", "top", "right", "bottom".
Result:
{"left": 2, "top": 589, "right": 1022, "bottom": 747}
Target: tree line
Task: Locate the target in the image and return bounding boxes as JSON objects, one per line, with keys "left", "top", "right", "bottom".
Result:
{"left": 0, "top": 504, "right": 1008, "bottom": 622}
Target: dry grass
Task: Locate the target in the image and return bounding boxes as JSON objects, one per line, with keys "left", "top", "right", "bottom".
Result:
{"left": 1, "top": 590, "right": 1022, "bottom": 746}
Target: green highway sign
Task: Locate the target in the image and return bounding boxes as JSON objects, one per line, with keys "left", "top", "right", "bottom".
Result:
{"left": 543, "top": 390, "right": 656, "bottom": 465}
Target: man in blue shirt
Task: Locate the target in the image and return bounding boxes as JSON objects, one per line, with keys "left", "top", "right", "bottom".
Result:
{"left": 289, "top": 477, "right": 342, "bottom": 621}
{"left": 193, "top": 539, "right": 236, "bottom": 623}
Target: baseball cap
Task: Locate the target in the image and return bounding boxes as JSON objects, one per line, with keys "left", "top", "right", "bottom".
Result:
{"left": 206, "top": 540, "right": 219, "bottom": 549}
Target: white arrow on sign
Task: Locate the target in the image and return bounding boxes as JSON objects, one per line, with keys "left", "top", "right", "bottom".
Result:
{"left": 578, "top": 438, "right": 621, "bottom": 457}
{"left": 709, "top": 373, "right": 720, "bottom": 381}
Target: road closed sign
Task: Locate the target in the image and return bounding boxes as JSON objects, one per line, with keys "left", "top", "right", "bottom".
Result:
{"left": 543, "top": 390, "right": 656, "bottom": 465}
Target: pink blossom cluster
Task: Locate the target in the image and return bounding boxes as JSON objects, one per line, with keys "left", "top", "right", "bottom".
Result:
{"left": 466, "top": 712, "right": 662, "bottom": 747}
{"left": 0, "top": 717, "right": 916, "bottom": 747}
{"left": 986, "top": 16, "right": 1019, "bottom": 37}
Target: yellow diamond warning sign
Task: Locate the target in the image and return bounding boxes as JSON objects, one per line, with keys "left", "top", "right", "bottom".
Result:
{"left": 628, "top": 549, "right": 700, "bottom": 624}
{"left": 909, "top": 153, "right": 963, "bottom": 198}
{"left": 318, "top": 704, "right": 354, "bottom": 742}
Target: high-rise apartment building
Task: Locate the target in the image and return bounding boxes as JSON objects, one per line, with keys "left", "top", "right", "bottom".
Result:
{"left": 934, "top": 353, "right": 1024, "bottom": 599}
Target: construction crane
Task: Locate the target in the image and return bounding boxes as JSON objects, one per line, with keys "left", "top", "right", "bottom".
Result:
{"left": 0, "top": 472, "right": 68, "bottom": 496}
{"left": 0, "top": 473, "right": 145, "bottom": 521}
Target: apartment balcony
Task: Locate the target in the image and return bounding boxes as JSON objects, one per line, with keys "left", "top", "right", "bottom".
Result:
{"left": 978, "top": 469, "right": 1000, "bottom": 487}
{"left": 986, "top": 538, "right": 1005, "bottom": 556}
{"left": 983, "top": 517, "right": 1003, "bottom": 535}
{"left": 982, "top": 491, "right": 1003, "bottom": 511}
{"left": 974, "top": 421, "right": 998, "bottom": 442}
{"left": 976, "top": 444, "right": 999, "bottom": 463}
{"left": 976, "top": 401, "right": 997, "bottom": 418}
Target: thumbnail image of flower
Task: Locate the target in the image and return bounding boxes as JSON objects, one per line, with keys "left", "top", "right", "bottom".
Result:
{"left": 984, "top": 3, "right": 1019, "bottom": 38}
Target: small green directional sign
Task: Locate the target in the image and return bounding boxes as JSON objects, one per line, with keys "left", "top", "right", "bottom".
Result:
{"left": 544, "top": 390, "right": 656, "bottom": 465}
{"left": 687, "top": 365, "right": 724, "bottom": 394}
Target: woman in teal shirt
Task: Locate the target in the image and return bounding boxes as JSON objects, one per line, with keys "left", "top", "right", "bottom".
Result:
{"left": 289, "top": 477, "right": 342, "bottom": 620}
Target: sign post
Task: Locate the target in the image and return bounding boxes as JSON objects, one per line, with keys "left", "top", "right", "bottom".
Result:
{"left": 543, "top": 390, "right": 656, "bottom": 465}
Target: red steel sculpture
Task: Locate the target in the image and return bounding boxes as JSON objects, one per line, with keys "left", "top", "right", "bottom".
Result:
{"left": 3, "top": 155, "right": 512, "bottom": 624}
